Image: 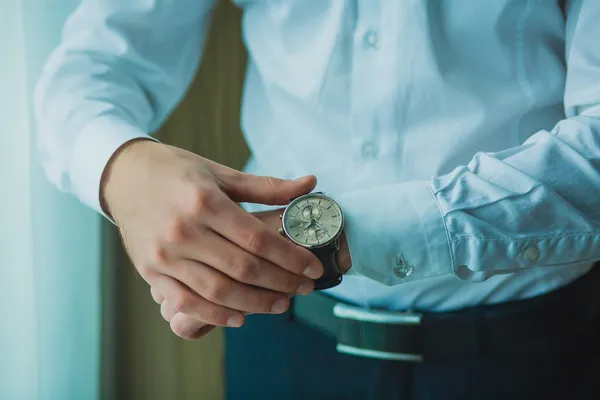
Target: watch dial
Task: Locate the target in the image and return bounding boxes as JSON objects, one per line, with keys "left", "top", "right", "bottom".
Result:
{"left": 282, "top": 194, "right": 343, "bottom": 247}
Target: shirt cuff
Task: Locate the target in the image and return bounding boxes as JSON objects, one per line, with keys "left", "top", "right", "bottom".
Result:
{"left": 70, "top": 115, "right": 158, "bottom": 220}
{"left": 337, "top": 181, "right": 453, "bottom": 285}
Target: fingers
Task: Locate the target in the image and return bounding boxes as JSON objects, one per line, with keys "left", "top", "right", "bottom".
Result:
{"left": 163, "top": 302, "right": 215, "bottom": 340}
{"left": 206, "top": 199, "right": 323, "bottom": 279}
{"left": 165, "top": 182, "right": 323, "bottom": 280}
{"left": 170, "top": 228, "right": 314, "bottom": 295}
{"left": 152, "top": 274, "right": 246, "bottom": 328}
{"left": 161, "top": 299, "right": 178, "bottom": 321}
{"left": 151, "top": 286, "right": 164, "bottom": 304}
{"left": 170, "top": 313, "right": 215, "bottom": 340}
{"left": 167, "top": 260, "right": 292, "bottom": 315}
{"left": 152, "top": 287, "right": 217, "bottom": 340}
{"left": 220, "top": 172, "right": 317, "bottom": 205}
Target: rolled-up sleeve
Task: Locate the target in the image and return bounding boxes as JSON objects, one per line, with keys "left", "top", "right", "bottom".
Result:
{"left": 339, "top": 0, "right": 600, "bottom": 285}
{"left": 35, "top": 0, "right": 217, "bottom": 216}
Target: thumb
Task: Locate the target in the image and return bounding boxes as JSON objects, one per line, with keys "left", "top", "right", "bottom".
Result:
{"left": 222, "top": 173, "right": 317, "bottom": 205}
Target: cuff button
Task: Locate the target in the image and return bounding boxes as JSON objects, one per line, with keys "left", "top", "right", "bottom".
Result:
{"left": 523, "top": 246, "right": 540, "bottom": 263}
{"left": 394, "top": 255, "right": 413, "bottom": 279}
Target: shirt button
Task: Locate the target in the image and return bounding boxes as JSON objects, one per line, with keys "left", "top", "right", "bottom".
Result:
{"left": 363, "top": 30, "right": 380, "bottom": 49}
{"left": 523, "top": 246, "right": 540, "bottom": 262}
{"left": 394, "top": 256, "right": 413, "bottom": 279}
{"left": 361, "top": 141, "right": 378, "bottom": 160}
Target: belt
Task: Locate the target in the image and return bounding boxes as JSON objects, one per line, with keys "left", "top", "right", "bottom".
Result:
{"left": 292, "top": 264, "right": 600, "bottom": 362}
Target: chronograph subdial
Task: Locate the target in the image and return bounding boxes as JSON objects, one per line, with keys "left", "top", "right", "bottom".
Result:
{"left": 302, "top": 204, "right": 322, "bottom": 221}
{"left": 306, "top": 224, "right": 327, "bottom": 240}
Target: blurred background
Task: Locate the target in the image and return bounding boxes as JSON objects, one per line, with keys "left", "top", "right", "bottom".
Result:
{"left": 1, "top": 1, "right": 248, "bottom": 398}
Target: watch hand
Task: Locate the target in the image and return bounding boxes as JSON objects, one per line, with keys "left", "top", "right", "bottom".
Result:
{"left": 303, "top": 220, "right": 314, "bottom": 230}
{"left": 314, "top": 221, "right": 328, "bottom": 233}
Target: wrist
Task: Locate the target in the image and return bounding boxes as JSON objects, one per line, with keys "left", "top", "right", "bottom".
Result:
{"left": 100, "top": 138, "right": 157, "bottom": 220}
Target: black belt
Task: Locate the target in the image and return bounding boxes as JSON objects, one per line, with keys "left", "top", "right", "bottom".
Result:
{"left": 292, "top": 264, "right": 600, "bottom": 362}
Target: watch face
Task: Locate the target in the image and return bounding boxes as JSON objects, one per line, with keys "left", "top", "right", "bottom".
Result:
{"left": 282, "top": 193, "right": 344, "bottom": 248}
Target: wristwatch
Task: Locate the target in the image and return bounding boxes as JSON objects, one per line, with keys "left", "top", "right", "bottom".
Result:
{"left": 279, "top": 192, "right": 344, "bottom": 290}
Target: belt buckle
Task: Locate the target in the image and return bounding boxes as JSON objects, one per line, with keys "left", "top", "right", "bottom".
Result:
{"left": 333, "top": 303, "right": 424, "bottom": 362}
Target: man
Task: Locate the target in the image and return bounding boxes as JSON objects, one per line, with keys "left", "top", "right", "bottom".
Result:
{"left": 36, "top": 0, "right": 600, "bottom": 398}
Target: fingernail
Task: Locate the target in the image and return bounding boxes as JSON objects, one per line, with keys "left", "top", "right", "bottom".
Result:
{"left": 227, "top": 314, "right": 244, "bottom": 327}
{"left": 271, "top": 298, "right": 289, "bottom": 313}
{"left": 297, "top": 280, "right": 314, "bottom": 295}
{"left": 303, "top": 264, "right": 322, "bottom": 279}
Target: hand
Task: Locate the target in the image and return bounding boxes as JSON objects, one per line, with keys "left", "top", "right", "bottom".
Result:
{"left": 147, "top": 208, "right": 294, "bottom": 340}
{"left": 102, "top": 139, "right": 323, "bottom": 339}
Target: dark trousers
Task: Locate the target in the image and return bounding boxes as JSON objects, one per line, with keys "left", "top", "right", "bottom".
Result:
{"left": 225, "top": 291, "right": 600, "bottom": 399}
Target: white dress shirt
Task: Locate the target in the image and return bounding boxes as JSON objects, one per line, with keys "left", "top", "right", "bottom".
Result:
{"left": 35, "top": 0, "right": 600, "bottom": 312}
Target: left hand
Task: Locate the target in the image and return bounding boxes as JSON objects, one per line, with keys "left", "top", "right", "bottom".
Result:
{"left": 151, "top": 208, "right": 352, "bottom": 339}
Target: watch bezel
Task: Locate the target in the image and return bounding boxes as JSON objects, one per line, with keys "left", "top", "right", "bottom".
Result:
{"left": 281, "top": 192, "right": 344, "bottom": 249}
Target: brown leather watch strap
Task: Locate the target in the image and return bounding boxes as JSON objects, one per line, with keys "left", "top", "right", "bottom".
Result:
{"left": 312, "top": 245, "right": 343, "bottom": 290}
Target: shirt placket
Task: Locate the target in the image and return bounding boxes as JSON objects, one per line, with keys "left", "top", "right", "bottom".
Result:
{"left": 350, "top": 0, "right": 400, "bottom": 185}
